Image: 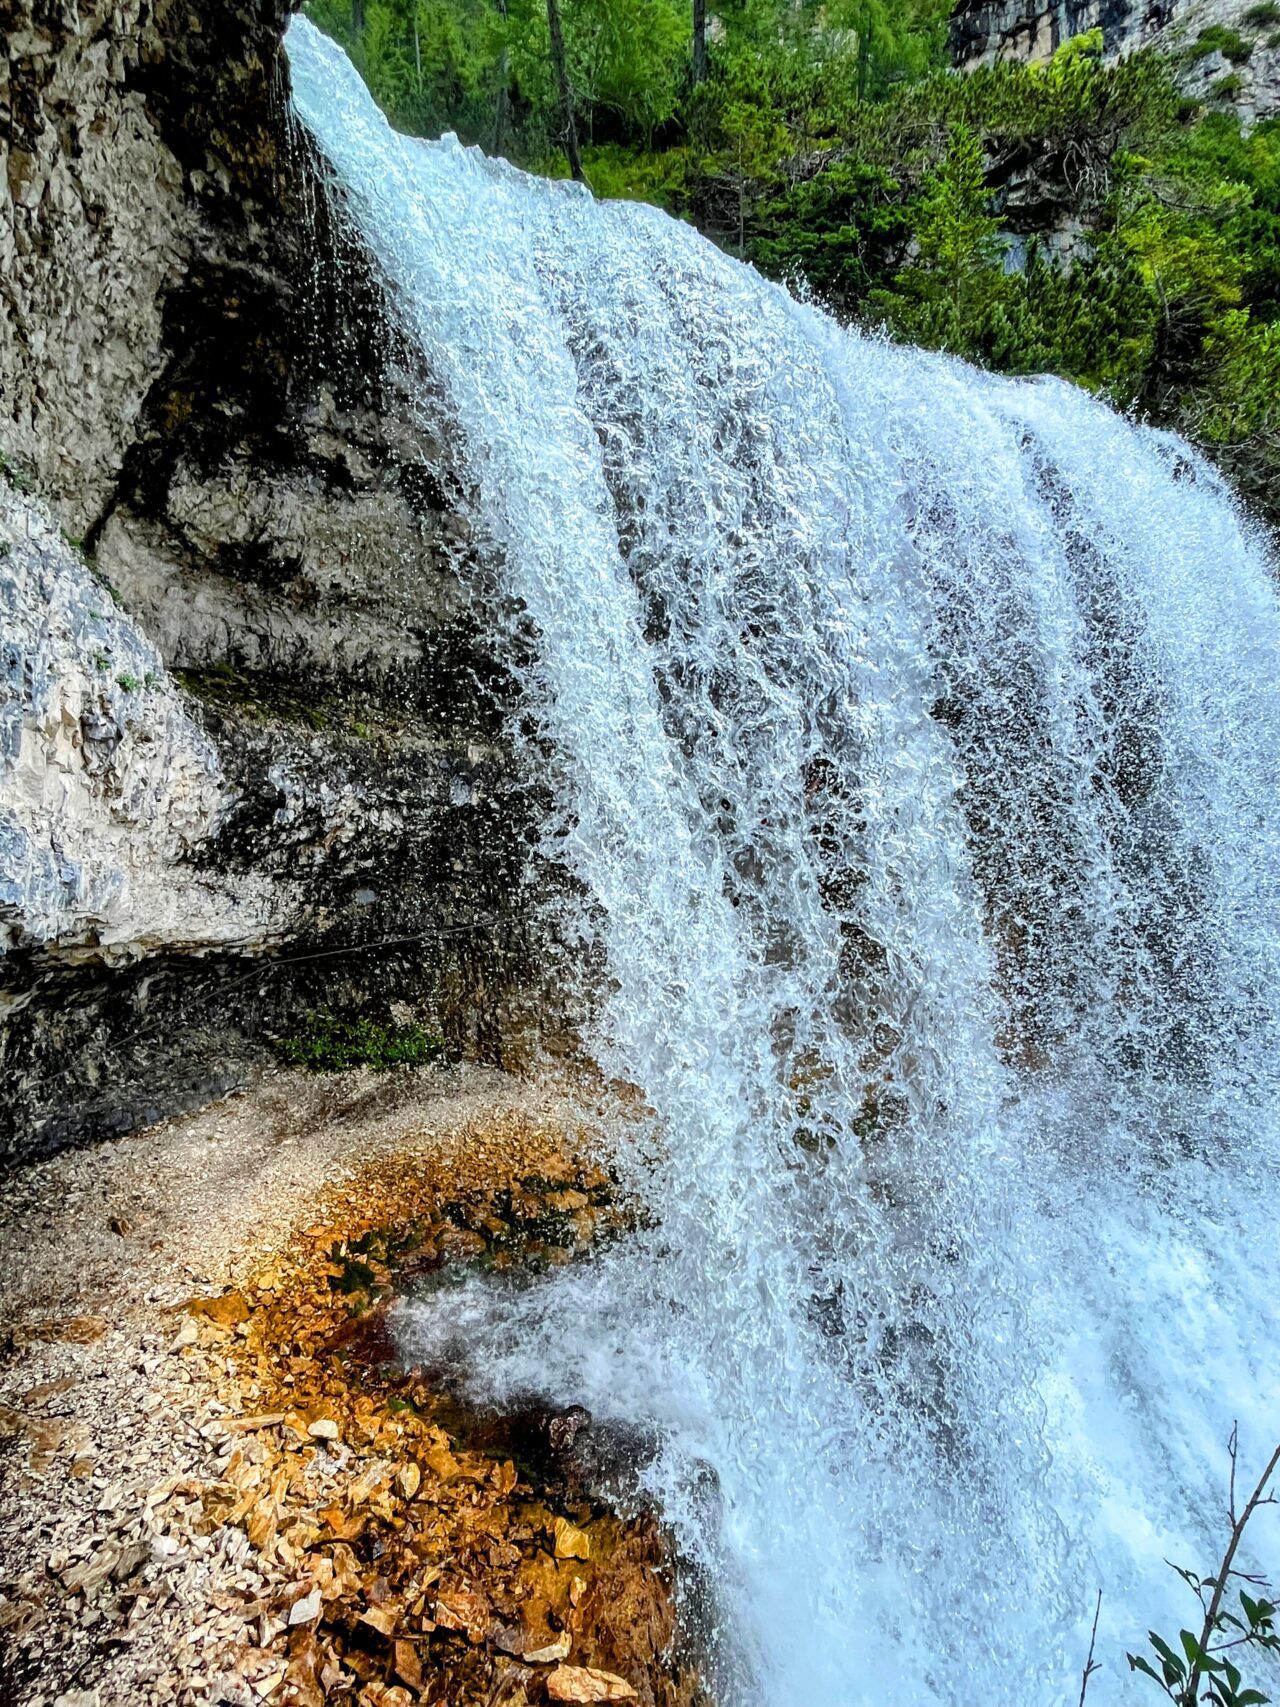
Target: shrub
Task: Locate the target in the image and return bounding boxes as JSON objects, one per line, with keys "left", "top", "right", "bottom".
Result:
{"left": 0, "top": 451, "right": 31, "bottom": 493}
{"left": 275, "top": 1010, "right": 446, "bottom": 1072}
{"left": 1188, "top": 25, "right": 1253, "bottom": 63}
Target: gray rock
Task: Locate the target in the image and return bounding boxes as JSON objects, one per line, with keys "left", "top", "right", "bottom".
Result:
{"left": 950, "top": 0, "right": 1280, "bottom": 128}
{"left": 0, "top": 0, "right": 570, "bottom": 1167}
{"left": 0, "top": 487, "right": 257, "bottom": 959}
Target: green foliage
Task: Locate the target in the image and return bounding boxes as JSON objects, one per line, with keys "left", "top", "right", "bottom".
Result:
{"left": 0, "top": 450, "right": 32, "bottom": 494}
{"left": 502, "top": 0, "right": 689, "bottom": 139}
{"left": 276, "top": 1010, "right": 446, "bottom": 1072}
{"left": 1127, "top": 1582, "right": 1277, "bottom": 1705}
{"left": 90, "top": 567, "right": 120, "bottom": 603}
{"left": 751, "top": 157, "right": 907, "bottom": 300}
{"left": 306, "top": 0, "right": 499, "bottom": 141}
{"left": 1187, "top": 24, "right": 1253, "bottom": 62}
{"left": 1195, "top": 308, "right": 1280, "bottom": 440}
{"left": 116, "top": 672, "right": 141, "bottom": 692}
{"left": 1243, "top": 2, "right": 1280, "bottom": 25}
{"left": 1125, "top": 1432, "right": 1280, "bottom": 1707}
{"left": 875, "top": 123, "right": 1005, "bottom": 355}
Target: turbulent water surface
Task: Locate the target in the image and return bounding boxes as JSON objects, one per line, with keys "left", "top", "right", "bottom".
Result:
{"left": 288, "top": 20, "right": 1280, "bottom": 1703}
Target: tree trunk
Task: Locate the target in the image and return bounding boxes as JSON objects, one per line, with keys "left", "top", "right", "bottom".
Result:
{"left": 491, "top": 0, "right": 511, "bottom": 156}
{"left": 352, "top": 0, "right": 365, "bottom": 35}
{"left": 545, "top": 0, "right": 586, "bottom": 183}
{"left": 493, "top": 53, "right": 510, "bottom": 155}
{"left": 692, "top": 0, "right": 708, "bottom": 84}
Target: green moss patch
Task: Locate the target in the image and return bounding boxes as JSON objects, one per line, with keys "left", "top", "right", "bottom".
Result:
{"left": 275, "top": 1010, "right": 446, "bottom": 1072}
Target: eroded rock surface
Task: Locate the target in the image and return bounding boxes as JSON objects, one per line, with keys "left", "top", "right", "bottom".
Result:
{"left": 2, "top": 0, "right": 189, "bottom": 532}
{"left": 0, "top": 489, "right": 254, "bottom": 958}
{"left": 1, "top": 0, "right": 553, "bottom": 1164}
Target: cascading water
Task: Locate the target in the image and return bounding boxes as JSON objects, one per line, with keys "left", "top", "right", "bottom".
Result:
{"left": 286, "top": 19, "right": 1280, "bottom": 1703}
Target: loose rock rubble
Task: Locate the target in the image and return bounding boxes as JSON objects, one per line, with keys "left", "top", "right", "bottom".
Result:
{"left": 0, "top": 1065, "right": 708, "bottom": 1707}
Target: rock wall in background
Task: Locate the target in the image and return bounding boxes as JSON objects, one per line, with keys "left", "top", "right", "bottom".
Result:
{"left": 1, "top": 0, "right": 555, "bottom": 1166}
{"left": 950, "top": 0, "right": 1280, "bottom": 127}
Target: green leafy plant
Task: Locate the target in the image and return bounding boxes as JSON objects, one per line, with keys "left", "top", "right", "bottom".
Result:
{"left": 275, "top": 1010, "right": 446, "bottom": 1072}
{"left": 1125, "top": 1428, "right": 1280, "bottom": 1707}
{"left": 116, "top": 672, "right": 140, "bottom": 692}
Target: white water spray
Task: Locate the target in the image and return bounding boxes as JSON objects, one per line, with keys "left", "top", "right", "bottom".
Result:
{"left": 287, "top": 21, "right": 1280, "bottom": 1703}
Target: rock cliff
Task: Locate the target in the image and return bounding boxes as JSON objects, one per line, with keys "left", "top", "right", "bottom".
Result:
{"left": 1, "top": 0, "right": 548, "bottom": 1166}
{"left": 950, "top": 0, "right": 1280, "bottom": 126}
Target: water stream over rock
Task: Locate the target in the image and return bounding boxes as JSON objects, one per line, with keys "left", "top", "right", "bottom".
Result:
{"left": 287, "top": 21, "right": 1280, "bottom": 1702}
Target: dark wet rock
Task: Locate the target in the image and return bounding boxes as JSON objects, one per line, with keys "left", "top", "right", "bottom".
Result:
{"left": 548, "top": 1402, "right": 594, "bottom": 1455}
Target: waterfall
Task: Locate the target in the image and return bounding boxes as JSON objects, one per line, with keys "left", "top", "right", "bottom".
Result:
{"left": 286, "top": 20, "right": 1280, "bottom": 1704}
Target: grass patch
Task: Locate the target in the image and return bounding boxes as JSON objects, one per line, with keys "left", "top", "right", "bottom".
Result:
{"left": 275, "top": 1010, "right": 445, "bottom": 1072}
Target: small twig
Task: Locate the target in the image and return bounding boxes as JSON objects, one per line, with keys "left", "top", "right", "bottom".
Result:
{"left": 1079, "top": 1589, "right": 1103, "bottom": 1706}
{"left": 1186, "top": 1433, "right": 1280, "bottom": 1701}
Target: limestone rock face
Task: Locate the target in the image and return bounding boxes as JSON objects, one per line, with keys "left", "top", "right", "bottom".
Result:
{"left": 950, "top": 0, "right": 1144, "bottom": 72}
{"left": 1, "top": 0, "right": 552, "bottom": 1165}
{"left": 950, "top": 0, "right": 1280, "bottom": 126}
{"left": 2, "top": 0, "right": 188, "bottom": 534}
{"left": 0, "top": 489, "right": 265, "bottom": 958}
